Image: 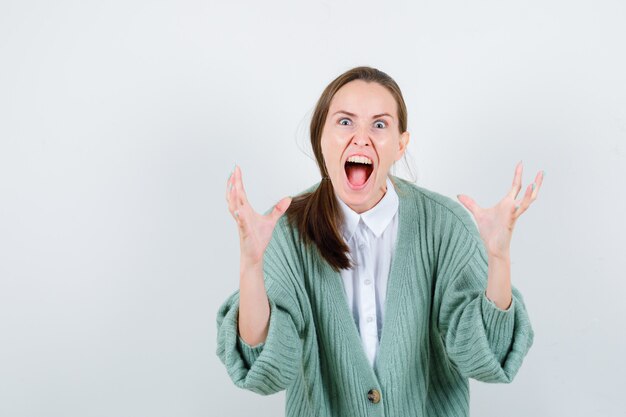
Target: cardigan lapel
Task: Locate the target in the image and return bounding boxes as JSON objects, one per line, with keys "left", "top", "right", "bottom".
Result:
{"left": 321, "top": 176, "right": 419, "bottom": 381}
{"left": 374, "top": 176, "right": 420, "bottom": 378}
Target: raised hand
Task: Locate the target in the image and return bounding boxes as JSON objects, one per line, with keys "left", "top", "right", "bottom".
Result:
{"left": 456, "top": 161, "right": 544, "bottom": 259}
{"left": 226, "top": 165, "right": 292, "bottom": 266}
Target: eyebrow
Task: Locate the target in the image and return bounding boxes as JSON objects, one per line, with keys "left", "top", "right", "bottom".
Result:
{"left": 332, "top": 110, "right": 394, "bottom": 120}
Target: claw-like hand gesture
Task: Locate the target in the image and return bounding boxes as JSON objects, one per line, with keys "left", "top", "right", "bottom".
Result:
{"left": 226, "top": 165, "right": 292, "bottom": 266}
{"left": 456, "top": 161, "right": 544, "bottom": 259}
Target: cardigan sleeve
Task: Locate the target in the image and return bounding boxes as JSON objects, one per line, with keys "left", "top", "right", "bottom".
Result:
{"left": 216, "top": 217, "right": 305, "bottom": 395}
{"left": 436, "top": 205, "right": 534, "bottom": 384}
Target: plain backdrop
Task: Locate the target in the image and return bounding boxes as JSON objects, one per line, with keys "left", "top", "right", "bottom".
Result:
{"left": 1, "top": 0, "right": 625, "bottom": 416}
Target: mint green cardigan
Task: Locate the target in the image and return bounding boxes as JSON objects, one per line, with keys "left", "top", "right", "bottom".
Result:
{"left": 216, "top": 175, "right": 534, "bottom": 416}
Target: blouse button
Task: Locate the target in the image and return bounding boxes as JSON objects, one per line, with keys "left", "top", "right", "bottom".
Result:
{"left": 367, "top": 389, "right": 381, "bottom": 404}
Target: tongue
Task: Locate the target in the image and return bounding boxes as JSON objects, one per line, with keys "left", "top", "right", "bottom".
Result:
{"left": 346, "top": 164, "right": 369, "bottom": 187}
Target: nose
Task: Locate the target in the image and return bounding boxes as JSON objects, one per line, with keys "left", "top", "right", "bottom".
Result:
{"left": 352, "top": 127, "right": 372, "bottom": 147}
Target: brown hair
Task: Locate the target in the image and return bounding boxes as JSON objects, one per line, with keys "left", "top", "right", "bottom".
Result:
{"left": 285, "top": 66, "right": 409, "bottom": 272}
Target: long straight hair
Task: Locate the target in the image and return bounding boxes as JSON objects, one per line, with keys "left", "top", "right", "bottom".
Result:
{"left": 285, "top": 66, "right": 409, "bottom": 272}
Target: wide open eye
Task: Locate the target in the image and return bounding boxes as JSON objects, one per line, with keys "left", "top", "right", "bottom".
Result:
{"left": 338, "top": 118, "right": 351, "bottom": 126}
{"left": 374, "top": 120, "right": 387, "bottom": 129}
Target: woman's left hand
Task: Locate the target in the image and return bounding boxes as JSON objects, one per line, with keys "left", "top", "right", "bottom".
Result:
{"left": 456, "top": 161, "right": 544, "bottom": 259}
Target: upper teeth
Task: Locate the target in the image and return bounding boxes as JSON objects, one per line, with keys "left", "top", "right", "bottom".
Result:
{"left": 347, "top": 155, "right": 373, "bottom": 165}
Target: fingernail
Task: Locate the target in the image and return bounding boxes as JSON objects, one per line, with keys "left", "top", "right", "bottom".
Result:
{"left": 532, "top": 183, "right": 536, "bottom": 191}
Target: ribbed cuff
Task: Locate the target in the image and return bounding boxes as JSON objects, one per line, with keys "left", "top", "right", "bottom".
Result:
{"left": 481, "top": 291, "right": 515, "bottom": 363}
{"left": 235, "top": 296, "right": 301, "bottom": 373}
{"left": 237, "top": 335, "right": 265, "bottom": 368}
{"left": 235, "top": 301, "right": 269, "bottom": 369}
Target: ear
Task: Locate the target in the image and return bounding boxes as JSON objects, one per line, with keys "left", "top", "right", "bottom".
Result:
{"left": 395, "top": 131, "right": 410, "bottom": 161}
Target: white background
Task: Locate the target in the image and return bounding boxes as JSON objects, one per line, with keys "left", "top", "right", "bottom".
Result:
{"left": 1, "top": 0, "right": 625, "bottom": 416}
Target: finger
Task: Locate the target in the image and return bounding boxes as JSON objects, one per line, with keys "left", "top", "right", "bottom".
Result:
{"left": 234, "top": 165, "right": 249, "bottom": 207}
{"left": 232, "top": 205, "right": 248, "bottom": 233}
{"left": 530, "top": 170, "right": 544, "bottom": 200}
{"left": 228, "top": 171, "right": 247, "bottom": 220}
{"left": 269, "top": 196, "right": 292, "bottom": 224}
{"left": 226, "top": 166, "right": 241, "bottom": 214}
{"left": 229, "top": 186, "right": 251, "bottom": 232}
{"left": 227, "top": 181, "right": 238, "bottom": 215}
{"left": 226, "top": 169, "right": 237, "bottom": 211}
{"left": 230, "top": 169, "right": 254, "bottom": 233}
{"left": 513, "top": 183, "right": 533, "bottom": 218}
{"left": 225, "top": 170, "right": 234, "bottom": 202}
{"left": 456, "top": 193, "right": 480, "bottom": 216}
{"left": 517, "top": 170, "right": 544, "bottom": 217}
{"left": 507, "top": 161, "right": 523, "bottom": 200}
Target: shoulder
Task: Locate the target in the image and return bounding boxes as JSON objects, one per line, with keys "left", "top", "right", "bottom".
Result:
{"left": 391, "top": 175, "right": 482, "bottom": 246}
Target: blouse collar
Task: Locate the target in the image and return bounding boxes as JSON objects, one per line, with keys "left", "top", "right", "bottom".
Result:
{"left": 337, "top": 176, "right": 399, "bottom": 243}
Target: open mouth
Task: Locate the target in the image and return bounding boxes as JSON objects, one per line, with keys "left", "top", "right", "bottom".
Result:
{"left": 344, "top": 159, "right": 374, "bottom": 189}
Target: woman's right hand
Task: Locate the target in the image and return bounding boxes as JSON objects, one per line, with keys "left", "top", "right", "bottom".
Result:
{"left": 226, "top": 165, "right": 292, "bottom": 267}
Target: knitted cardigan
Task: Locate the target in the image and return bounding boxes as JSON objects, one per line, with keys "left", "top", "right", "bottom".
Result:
{"left": 216, "top": 175, "right": 534, "bottom": 417}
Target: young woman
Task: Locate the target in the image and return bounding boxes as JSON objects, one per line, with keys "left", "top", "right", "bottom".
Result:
{"left": 217, "top": 66, "right": 543, "bottom": 416}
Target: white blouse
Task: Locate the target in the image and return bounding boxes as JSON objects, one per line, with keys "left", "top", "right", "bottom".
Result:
{"left": 336, "top": 177, "right": 399, "bottom": 369}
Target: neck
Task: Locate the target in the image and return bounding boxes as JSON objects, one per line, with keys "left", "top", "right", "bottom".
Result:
{"left": 348, "top": 183, "right": 387, "bottom": 214}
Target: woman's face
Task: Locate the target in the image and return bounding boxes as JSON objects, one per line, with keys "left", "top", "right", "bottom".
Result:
{"left": 320, "top": 80, "right": 410, "bottom": 214}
